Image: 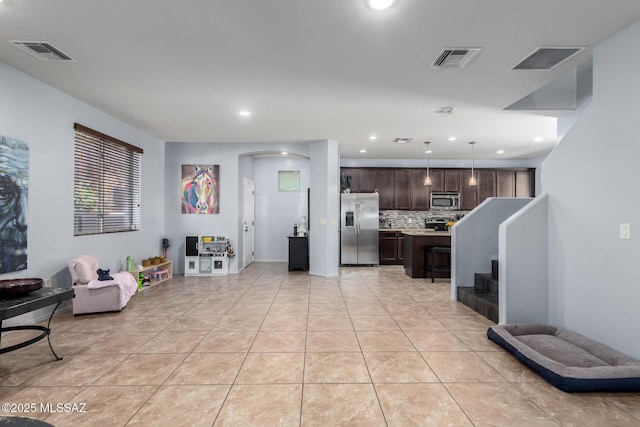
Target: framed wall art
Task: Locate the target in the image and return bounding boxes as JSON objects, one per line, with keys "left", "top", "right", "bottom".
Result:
{"left": 182, "top": 164, "right": 219, "bottom": 214}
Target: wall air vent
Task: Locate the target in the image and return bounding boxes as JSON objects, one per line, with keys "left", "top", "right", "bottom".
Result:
{"left": 512, "top": 47, "right": 584, "bottom": 70}
{"left": 393, "top": 137, "right": 413, "bottom": 144}
{"left": 9, "top": 41, "right": 76, "bottom": 61}
{"left": 431, "top": 48, "right": 482, "bottom": 68}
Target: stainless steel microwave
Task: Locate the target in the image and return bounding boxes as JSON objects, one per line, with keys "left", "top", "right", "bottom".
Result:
{"left": 430, "top": 192, "right": 460, "bottom": 210}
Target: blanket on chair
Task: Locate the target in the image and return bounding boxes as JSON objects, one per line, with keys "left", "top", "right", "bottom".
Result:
{"left": 87, "top": 271, "right": 138, "bottom": 308}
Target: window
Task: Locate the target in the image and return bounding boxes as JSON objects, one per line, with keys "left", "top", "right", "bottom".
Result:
{"left": 73, "top": 123, "right": 143, "bottom": 236}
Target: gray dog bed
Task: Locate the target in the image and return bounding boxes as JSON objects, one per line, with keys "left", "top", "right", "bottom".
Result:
{"left": 487, "top": 324, "right": 640, "bottom": 392}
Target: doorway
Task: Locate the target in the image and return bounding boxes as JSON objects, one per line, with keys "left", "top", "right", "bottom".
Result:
{"left": 243, "top": 178, "right": 255, "bottom": 269}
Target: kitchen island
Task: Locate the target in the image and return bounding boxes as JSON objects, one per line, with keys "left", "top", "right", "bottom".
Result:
{"left": 401, "top": 230, "right": 451, "bottom": 278}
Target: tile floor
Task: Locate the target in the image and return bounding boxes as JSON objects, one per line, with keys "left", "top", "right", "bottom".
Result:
{"left": 1, "top": 263, "right": 639, "bottom": 426}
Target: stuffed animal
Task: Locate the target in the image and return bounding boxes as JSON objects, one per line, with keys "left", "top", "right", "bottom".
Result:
{"left": 97, "top": 268, "right": 113, "bottom": 281}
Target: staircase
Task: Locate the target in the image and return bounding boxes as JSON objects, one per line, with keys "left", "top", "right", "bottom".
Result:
{"left": 457, "top": 260, "right": 499, "bottom": 323}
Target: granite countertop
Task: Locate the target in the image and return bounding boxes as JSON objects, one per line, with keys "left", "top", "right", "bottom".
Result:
{"left": 379, "top": 228, "right": 451, "bottom": 236}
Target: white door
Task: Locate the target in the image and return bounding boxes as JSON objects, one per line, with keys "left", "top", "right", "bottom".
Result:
{"left": 243, "top": 178, "right": 255, "bottom": 268}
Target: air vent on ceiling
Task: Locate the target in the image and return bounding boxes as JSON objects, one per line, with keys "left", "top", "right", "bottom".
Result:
{"left": 431, "top": 48, "right": 482, "bottom": 68}
{"left": 393, "top": 137, "right": 413, "bottom": 144}
{"left": 512, "top": 47, "right": 584, "bottom": 70}
{"left": 9, "top": 41, "right": 76, "bottom": 61}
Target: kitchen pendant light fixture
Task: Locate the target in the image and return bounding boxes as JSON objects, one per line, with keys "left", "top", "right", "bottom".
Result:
{"left": 423, "top": 141, "right": 432, "bottom": 186}
{"left": 469, "top": 141, "right": 477, "bottom": 186}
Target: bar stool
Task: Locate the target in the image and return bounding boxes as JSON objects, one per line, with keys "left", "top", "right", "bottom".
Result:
{"left": 424, "top": 246, "right": 451, "bottom": 283}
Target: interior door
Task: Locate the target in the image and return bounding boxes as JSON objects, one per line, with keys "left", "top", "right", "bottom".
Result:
{"left": 243, "top": 178, "right": 255, "bottom": 269}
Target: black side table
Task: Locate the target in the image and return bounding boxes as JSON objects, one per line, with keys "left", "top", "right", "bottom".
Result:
{"left": 0, "top": 287, "right": 74, "bottom": 360}
{"left": 288, "top": 235, "right": 309, "bottom": 271}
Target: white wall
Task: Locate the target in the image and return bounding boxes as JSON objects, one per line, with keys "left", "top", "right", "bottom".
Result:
{"left": 0, "top": 61, "right": 166, "bottom": 323}
{"left": 542, "top": 20, "right": 640, "bottom": 358}
{"left": 253, "top": 157, "right": 310, "bottom": 262}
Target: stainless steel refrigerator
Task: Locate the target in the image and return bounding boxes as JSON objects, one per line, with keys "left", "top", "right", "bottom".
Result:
{"left": 340, "top": 193, "right": 379, "bottom": 265}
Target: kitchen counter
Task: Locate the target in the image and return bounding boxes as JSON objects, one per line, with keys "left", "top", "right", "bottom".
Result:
{"left": 402, "top": 232, "right": 452, "bottom": 279}
{"left": 379, "top": 228, "right": 450, "bottom": 236}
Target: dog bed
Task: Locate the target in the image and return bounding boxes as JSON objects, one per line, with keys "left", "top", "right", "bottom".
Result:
{"left": 487, "top": 324, "right": 640, "bottom": 392}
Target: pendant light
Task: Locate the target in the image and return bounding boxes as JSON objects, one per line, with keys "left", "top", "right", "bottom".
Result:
{"left": 469, "top": 141, "right": 477, "bottom": 186}
{"left": 423, "top": 141, "right": 432, "bottom": 186}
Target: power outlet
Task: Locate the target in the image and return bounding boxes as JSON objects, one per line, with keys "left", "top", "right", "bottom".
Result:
{"left": 44, "top": 277, "right": 53, "bottom": 287}
{"left": 620, "top": 223, "right": 631, "bottom": 240}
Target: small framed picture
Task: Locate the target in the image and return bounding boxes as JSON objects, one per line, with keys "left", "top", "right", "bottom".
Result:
{"left": 278, "top": 170, "right": 300, "bottom": 192}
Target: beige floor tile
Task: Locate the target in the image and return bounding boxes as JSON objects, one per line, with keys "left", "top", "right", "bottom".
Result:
{"left": 350, "top": 315, "right": 399, "bottom": 330}
{"left": 214, "top": 314, "right": 265, "bottom": 330}
{"left": 346, "top": 302, "right": 388, "bottom": 315}
{"left": 451, "top": 329, "right": 503, "bottom": 351}
{"left": 214, "top": 384, "right": 302, "bottom": 426}
{"left": 306, "top": 331, "right": 361, "bottom": 352}
{"left": 164, "top": 314, "right": 224, "bottom": 331}
{"left": 260, "top": 314, "right": 308, "bottom": 330}
{"left": 436, "top": 314, "right": 495, "bottom": 330}
{"left": 421, "top": 351, "right": 507, "bottom": 383}
{"left": 405, "top": 330, "right": 471, "bottom": 351}
{"left": 376, "top": 383, "right": 473, "bottom": 426}
{"left": 24, "top": 354, "right": 127, "bottom": 387}
{"left": 514, "top": 382, "right": 640, "bottom": 426}
{"left": 167, "top": 353, "right": 246, "bottom": 385}
{"left": 307, "top": 315, "right": 353, "bottom": 331}
{"left": 134, "top": 330, "right": 207, "bottom": 353}
{"left": 0, "top": 355, "right": 64, "bottom": 387}
{"left": 193, "top": 330, "right": 257, "bottom": 352}
{"left": 127, "top": 385, "right": 230, "bottom": 427}
{"left": 364, "top": 352, "right": 438, "bottom": 383}
{"left": 236, "top": 352, "right": 304, "bottom": 384}
{"left": 95, "top": 353, "right": 187, "bottom": 385}
{"left": 15, "top": 332, "right": 107, "bottom": 355}
{"left": 446, "top": 382, "right": 561, "bottom": 426}
{"left": 308, "top": 303, "right": 348, "bottom": 315}
{"left": 477, "top": 351, "right": 545, "bottom": 383}
{"left": 301, "top": 383, "right": 386, "bottom": 426}
{"left": 44, "top": 385, "right": 157, "bottom": 426}
{"left": 304, "top": 352, "right": 370, "bottom": 383}
{"left": 118, "top": 315, "right": 180, "bottom": 332}
{"left": 250, "top": 330, "right": 306, "bottom": 352}
{"left": 391, "top": 314, "right": 446, "bottom": 330}
{"left": 81, "top": 331, "right": 158, "bottom": 354}
{"left": 604, "top": 393, "right": 640, "bottom": 420}
{"left": 0, "top": 386, "right": 84, "bottom": 422}
{"left": 356, "top": 330, "right": 415, "bottom": 351}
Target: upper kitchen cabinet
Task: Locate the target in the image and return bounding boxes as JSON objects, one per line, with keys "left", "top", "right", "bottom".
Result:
{"left": 340, "top": 168, "right": 359, "bottom": 192}
{"left": 429, "top": 169, "right": 445, "bottom": 193}
{"left": 459, "top": 169, "right": 478, "bottom": 210}
{"left": 375, "top": 169, "right": 395, "bottom": 209}
{"left": 359, "top": 169, "right": 377, "bottom": 192}
{"left": 497, "top": 170, "right": 515, "bottom": 197}
{"left": 444, "top": 169, "right": 460, "bottom": 192}
{"left": 515, "top": 169, "right": 534, "bottom": 197}
{"left": 477, "top": 169, "right": 497, "bottom": 204}
{"left": 411, "top": 169, "right": 429, "bottom": 210}
{"left": 394, "top": 170, "right": 412, "bottom": 210}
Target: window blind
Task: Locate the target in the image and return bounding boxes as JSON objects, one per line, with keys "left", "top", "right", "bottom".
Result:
{"left": 73, "top": 124, "right": 143, "bottom": 236}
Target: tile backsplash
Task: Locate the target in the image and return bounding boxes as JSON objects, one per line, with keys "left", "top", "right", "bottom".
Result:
{"left": 379, "top": 210, "right": 467, "bottom": 229}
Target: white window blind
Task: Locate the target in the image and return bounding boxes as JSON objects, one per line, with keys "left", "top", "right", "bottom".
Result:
{"left": 73, "top": 123, "right": 143, "bottom": 236}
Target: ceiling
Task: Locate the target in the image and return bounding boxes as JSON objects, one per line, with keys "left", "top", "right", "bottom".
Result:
{"left": 2, "top": 1, "right": 640, "bottom": 161}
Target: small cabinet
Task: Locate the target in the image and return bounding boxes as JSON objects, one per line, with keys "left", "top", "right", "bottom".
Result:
{"left": 379, "top": 231, "right": 403, "bottom": 265}
{"left": 288, "top": 236, "right": 309, "bottom": 271}
{"left": 497, "top": 170, "right": 515, "bottom": 197}
{"left": 444, "top": 169, "right": 460, "bottom": 192}
{"left": 359, "top": 169, "right": 377, "bottom": 192}
{"left": 375, "top": 169, "right": 395, "bottom": 209}
{"left": 411, "top": 169, "right": 429, "bottom": 210}
{"left": 515, "top": 170, "right": 534, "bottom": 197}
{"left": 477, "top": 169, "right": 497, "bottom": 205}
{"left": 459, "top": 170, "right": 478, "bottom": 210}
{"left": 394, "top": 170, "right": 412, "bottom": 210}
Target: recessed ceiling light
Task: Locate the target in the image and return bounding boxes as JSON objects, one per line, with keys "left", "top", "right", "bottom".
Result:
{"left": 369, "top": 136, "right": 377, "bottom": 140}
{"left": 448, "top": 137, "right": 457, "bottom": 142}
{"left": 360, "top": 149, "right": 367, "bottom": 153}
{"left": 393, "top": 137, "right": 413, "bottom": 144}
{"left": 425, "top": 150, "right": 433, "bottom": 154}
{"left": 534, "top": 137, "right": 543, "bottom": 142}
{"left": 497, "top": 150, "right": 505, "bottom": 154}
{"left": 281, "top": 151, "right": 288, "bottom": 155}
{"left": 367, "top": 0, "right": 394, "bottom": 10}
{"left": 239, "top": 111, "right": 251, "bottom": 116}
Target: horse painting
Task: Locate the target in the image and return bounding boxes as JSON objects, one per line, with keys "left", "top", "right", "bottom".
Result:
{"left": 181, "top": 165, "right": 219, "bottom": 214}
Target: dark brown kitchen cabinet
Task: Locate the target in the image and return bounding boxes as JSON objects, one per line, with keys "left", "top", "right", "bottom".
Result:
{"left": 497, "top": 170, "right": 515, "bottom": 197}
{"left": 411, "top": 169, "right": 429, "bottom": 210}
{"left": 460, "top": 169, "right": 478, "bottom": 210}
{"left": 477, "top": 169, "right": 497, "bottom": 204}
{"left": 429, "top": 169, "right": 445, "bottom": 193}
{"left": 515, "top": 170, "right": 534, "bottom": 197}
{"left": 375, "top": 169, "right": 395, "bottom": 209}
{"left": 341, "top": 168, "right": 360, "bottom": 192}
{"left": 394, "top": 170, "right": 412, "bottom": 210}
{"left": 379, "top": 231, "right": 400, "bottom": 264}
{"left": 398, "top": 234, "right": 405, "bottom": 263}
{"left": 359, "top": 169, "right": 377, "bottom": 192}
{"left": 444, "top": 169, "right": 460, "bottom": 192}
